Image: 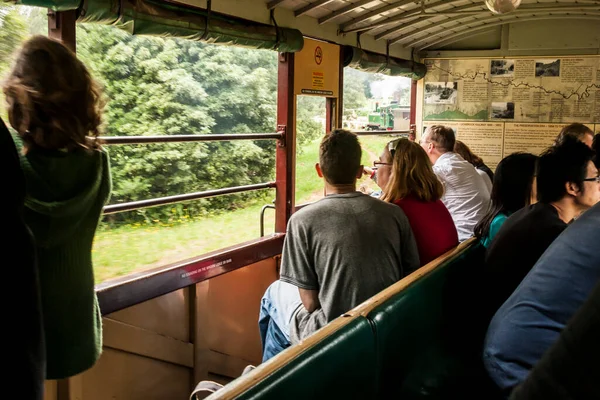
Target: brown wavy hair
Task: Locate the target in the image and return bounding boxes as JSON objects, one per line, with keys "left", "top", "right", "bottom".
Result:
{"left": 2, "top": 35, "right": 104, "bottom": 153}
{"left": 381, "top": 138, "right": 444, "bottom": 203}
{"left": 454, "top": 140, "right": 483, "bottom": 167}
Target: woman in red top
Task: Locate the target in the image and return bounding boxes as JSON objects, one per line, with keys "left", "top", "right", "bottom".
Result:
{"left": 375, "top": 138, "right": 458, "bottom": 265}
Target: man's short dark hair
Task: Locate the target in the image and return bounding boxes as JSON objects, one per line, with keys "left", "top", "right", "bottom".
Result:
{"left": 426, "top": 125, "right": 455, "bottom": 152}
{"left": 319, "top": 129, "right": 362, "bottom": 185}
{"left": 555, "top": 123, "right": 594, "bottom": 146}
{"left": 537, "top": 137, "right": 595, "bottom": 203}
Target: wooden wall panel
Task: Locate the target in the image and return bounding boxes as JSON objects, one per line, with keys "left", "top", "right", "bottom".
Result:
{"left": 106, "top": 289, "right": 190, "bottom": 342}
{"left": 195, "top": 258, "right": 278, "bottom": 380}
{"left": 79, "top": 348, "right": 191, "bottom": 400}
{"left": 42, "top": 258, "right": 279, "bottom": 398}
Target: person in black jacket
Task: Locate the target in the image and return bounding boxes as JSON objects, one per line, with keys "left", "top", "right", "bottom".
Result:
{"left": 1, "top": 117, "right": 44, "bottom": 399}
{"left": 509, "top": 280, "right": 600, "bottom": 400}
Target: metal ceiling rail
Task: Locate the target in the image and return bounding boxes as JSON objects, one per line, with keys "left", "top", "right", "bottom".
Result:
{"left": 416, "top": 13, "right": 600, "bottom": 50}
{"left": 374, "top": 2, "right": 488, "bottom": 39}
{"left": 340, "top": 1, "right": 600, "bottom": 36}
{"left": 423, "top": 27, "right": 497, "bottom": 50}
{"left": 383, "top": 3, "right": 600, "bottom": 44}
{"left": 318, "top": 0, "right": 378, "bottom": 24}
{"left": 267, "top": 0, "right": 287, "bottom": 10}
{"left": 340, "top": 0, "right": 477, "bottom": 33}
{"left": 371, "top": 14, "right": 428, "bottom": 37}
{"left": 400, "top": 11, "right": 597, "bottom": 47}
{"left": 339, "top": 0, "right": 420, "bottom": 32}
{"left": 295, "top": 0, "right": 336, "bottom": 17}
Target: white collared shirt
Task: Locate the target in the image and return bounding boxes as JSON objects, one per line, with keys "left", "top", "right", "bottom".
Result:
{"left": 433, "top": 152, "right": 491, "bottom": 242}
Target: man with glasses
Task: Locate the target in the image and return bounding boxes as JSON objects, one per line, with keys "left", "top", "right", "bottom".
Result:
{"left": 258, "top": 129, "right": 420, "bottom": 362}
{"left": 483, "top": 138, "right": 599, "bottom": 394}
{"left": 419, "top": 125, "right": 490, "bottom": 241}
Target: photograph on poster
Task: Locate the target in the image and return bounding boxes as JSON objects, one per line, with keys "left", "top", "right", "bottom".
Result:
{"left": 490, "top": 59, "right": 515, "bottom": 77}
{"left": 535, "top": 59, "right": 560, "bottom": 77}
{"left": 424, "top": 82, "right": 458, "bottom": 104}
{"left": 491, "top": 102, "right": 515, "bottom": 119}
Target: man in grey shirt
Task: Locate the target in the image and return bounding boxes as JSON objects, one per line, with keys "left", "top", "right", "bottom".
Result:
{"left": 259, "top": 129, "right": 420, "bottom": 362}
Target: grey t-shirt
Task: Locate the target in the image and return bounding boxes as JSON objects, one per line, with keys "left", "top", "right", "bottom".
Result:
{"left": 279, "top": 192, "right": 420, "bottom": 343}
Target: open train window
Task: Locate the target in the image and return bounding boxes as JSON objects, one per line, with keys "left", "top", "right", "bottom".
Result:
{"left": 73, "top": 24, "right": 278, "bottom": 282}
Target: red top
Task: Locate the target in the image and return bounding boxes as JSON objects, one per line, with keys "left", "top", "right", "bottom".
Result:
{"left": 394, "top": 196, "right": 459, "bottom": 265}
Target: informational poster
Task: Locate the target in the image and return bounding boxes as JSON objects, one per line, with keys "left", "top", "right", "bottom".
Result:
{"left": 419, "top": 56, "right": 599, "bottom": 171}
{"left": 423, "top": 121, "right": 595, "bottom": 170}
{"left": 294, "top": 38, "right": 339, "bottom": 97}
{"left": 503, "top": 123, "right": 570, "bottom": 156}
{"left": 422, "top": 56, "right": 600, "bottom": 123}
{"left": 424, "top": 121, "right": 504, "bottom": 169}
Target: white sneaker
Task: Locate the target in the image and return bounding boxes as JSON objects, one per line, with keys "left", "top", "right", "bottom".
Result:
{"left": 190, "top": 380, "right": 224, "bottom": 400}
{"left": 242, "top": 365, "right": 256, "bottom": 376}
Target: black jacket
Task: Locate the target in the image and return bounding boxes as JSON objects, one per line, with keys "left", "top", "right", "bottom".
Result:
{"left": 1, "top": 118, "right": 44, "bottom": 400}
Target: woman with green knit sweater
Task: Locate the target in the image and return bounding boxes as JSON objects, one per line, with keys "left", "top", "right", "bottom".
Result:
{"left": 3, "top": 36, "right": 112, "bottom": 379}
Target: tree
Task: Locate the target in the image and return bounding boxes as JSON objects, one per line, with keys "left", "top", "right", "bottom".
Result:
{"left": 393, "top": 85, "right": 410, "bottom": 106}
{"left": 343, "top": 68, "right": 368, "bottom": 120}
{"left": 74, "top": 24, "right": 279, "bottom": 223}
{"left": 296, "top": 95, "right": 325, "bottom": 150}
{"left": 0, "top": 4, "right": 28, "bottom": 120}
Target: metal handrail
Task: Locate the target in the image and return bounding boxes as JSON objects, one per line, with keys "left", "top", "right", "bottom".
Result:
{"left": 352, "top": 130, "right": 411, "bottom": 136}
{"left": 103, "top": 182, "right": 276, "bottom": 215}
{"left": 260, "top": 202, "right": 276, "bottom": 237}
{"left": 99, "top": 132, "right": 283, "bottom": 145}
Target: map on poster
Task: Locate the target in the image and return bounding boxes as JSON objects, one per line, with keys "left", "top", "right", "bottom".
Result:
{"left": 423, "top": 57, "right": 600, "bottom": 123}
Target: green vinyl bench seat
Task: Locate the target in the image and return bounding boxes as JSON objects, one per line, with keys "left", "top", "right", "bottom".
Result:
{"left": 198, "top": 239, "right": 500, "bottom": 399}
{"left": 204, "top": 314, "right": 378, "bottom": 400}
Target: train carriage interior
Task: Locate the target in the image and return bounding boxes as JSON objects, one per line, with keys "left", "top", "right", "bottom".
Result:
{"left": 2, "top": 0, "right": 598, "bottom": 399}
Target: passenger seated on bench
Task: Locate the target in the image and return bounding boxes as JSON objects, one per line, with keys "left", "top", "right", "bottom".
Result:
{"left": 375, "top": 137, "right": 458, "bottom": 265}
{"left": 482, "top": 138, "right": 598, "bottom": 320}
{"left": 554, "top": 123, "right": 594, "bottom": 148}
{"left": 484, "top": 202, "right": 600, "bottom": 395}
{"left": 259, "top": 129, "right": 420, "bottom": 362}
{"left": 509, "top": 279, "right": 600, "bottom": 400}
{"left": 474, "top": 152, "right": 537, "bottom": 248}
{"left": 419, "top": 125, "right": 490, "bottom": 242}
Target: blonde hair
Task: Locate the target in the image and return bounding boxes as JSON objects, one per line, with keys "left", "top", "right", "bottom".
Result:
{"left": 3, "top": 35, "right": 105, "bottom": 153}
{"left": 381, "top": 138, "right": 444, "bottom": 203}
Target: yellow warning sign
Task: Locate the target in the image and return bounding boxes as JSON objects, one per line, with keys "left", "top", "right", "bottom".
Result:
{"left": 294, "top": 38, "right": 339, "bottom": 97}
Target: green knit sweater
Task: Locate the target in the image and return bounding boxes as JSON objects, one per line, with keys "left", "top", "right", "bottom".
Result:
{"left": 13, "top": 134, "right": 111, "bottom": 379}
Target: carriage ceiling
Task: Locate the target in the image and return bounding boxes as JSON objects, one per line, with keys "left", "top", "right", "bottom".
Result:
{"left": 263, "top": 0, "right": 600, "bottom": 53}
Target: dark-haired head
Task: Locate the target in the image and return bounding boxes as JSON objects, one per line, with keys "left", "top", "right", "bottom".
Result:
{"left": 317, "top": 129, "right": 363, "bottom": 185}
{"left": 454, "top": 140, "right": 483, "bottom": 167}
{"left": 2, "top": 35, "right": 105, "bottom": 154}
{"left": 593, "top": 133, "right": 599, "bottom": 169}
{"left": 555, "top": 123, "right": 594, "bottom": 148}
{"left": 537, "top": 138, "right": 597, "bottom": 205}
{"left": 475, "top": 152, "right": 538, "bottom": 240}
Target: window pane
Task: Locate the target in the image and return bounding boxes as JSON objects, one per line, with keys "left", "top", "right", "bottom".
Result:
{"left": 74, "top": 24, "right": 278, "bottom": 282}
{"left": 0, "top": 5, "right": 48, "bottom": 120}
{"left": 295, "top": 95, "right": 326, "bottom": 205}
{"left": 342, "top": 68, "right": 411, "bottom": 196}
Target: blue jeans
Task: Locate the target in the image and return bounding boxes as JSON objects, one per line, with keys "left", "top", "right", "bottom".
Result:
{"left": 258, "top": 280, "right": 303, "bottom": 362}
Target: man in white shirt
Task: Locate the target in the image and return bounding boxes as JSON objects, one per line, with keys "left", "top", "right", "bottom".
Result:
{"left": 420, "top": 125, "right": 490, "bottom": 241}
